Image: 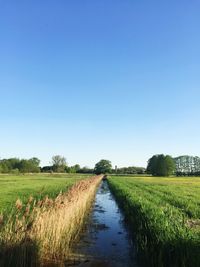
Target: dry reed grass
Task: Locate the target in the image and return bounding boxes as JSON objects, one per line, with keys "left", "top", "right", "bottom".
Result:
{"left": 0, "top": 175, "right": 103, "bottom": 267}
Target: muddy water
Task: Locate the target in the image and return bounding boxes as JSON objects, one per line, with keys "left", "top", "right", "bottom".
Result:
{"left": 72, "top": 180, "right": 138, "bottom": 267}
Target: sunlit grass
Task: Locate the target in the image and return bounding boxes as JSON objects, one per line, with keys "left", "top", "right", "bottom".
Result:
{"left": 108, "top": 176, "right": 200, "bottom": 267}
{"left": 0, "top": 173, "right": 91, "bottom": 213}
{"left": 0, "top": 174, "right": 102, "bottom": 267}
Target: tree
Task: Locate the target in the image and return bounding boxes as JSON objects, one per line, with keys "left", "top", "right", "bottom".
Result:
{"left": 29, "top": 157, "right": 40, "bottom": 167}
{"left": 41, "top": 166, "right": 53, "bottom": 173}
{"left": 51, "top": 155, "right": 67, "bottom": 173}
{"left": 174, "top": 156, "right": 200, "bottom": 174}
{"left": 18, "top": 160, "right": 32, "bottom": 173}
{"left": 147, "top": 154, "right": 175, "bottom": 176}
{"left": 6, "top": 158, "right": 21, "bottom": 170}
{"left": 73, "top": 164, "right": 81, "bottom": 172}
{"left": 0, "top": 160, "right": 10, "bottom": 173}
{"left": 165, "top": 155, "right": 176, "bottom": 176}
{"left": 0, "top": 157, "right": 40, "bottom": 173}
{"left": 18, "top": 158, "right": 40, "bottom": 173}
{"left": 116, "top": 166, "right": 146, "bottom": 175}
{"left": 147, "top": 155, "right": 158, "bottom": 176}
{"left": 94, "top": 159, "right": 112, "bottom": 175}
{"left": 78, "top": 166, "right": 94, "bottom": 174}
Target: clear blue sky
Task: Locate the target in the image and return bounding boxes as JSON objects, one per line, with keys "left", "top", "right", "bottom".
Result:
{"left": 0, "top": 0, "right": 200, "bottom": 168}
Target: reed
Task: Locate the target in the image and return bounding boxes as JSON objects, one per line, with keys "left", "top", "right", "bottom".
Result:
{"left": 0, "top": 175, "right": 103, "bottom": 267}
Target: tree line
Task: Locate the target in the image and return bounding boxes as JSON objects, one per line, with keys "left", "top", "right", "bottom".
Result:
{"left": 0, "top": 156, "right": 94, "bottom": 174}
{"left": 1, "top": 154, "right": 199, "bottom": 176}
{"left": 147, "top": 154, "right": 200, "bottom": 176}
{"left": 0, "top": 156, "right": 144, "bottom": 175}
{"left": 0, "top": 158, "right": 40, "bottom": 174}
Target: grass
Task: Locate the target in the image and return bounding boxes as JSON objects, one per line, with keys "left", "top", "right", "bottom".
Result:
{"left": 108, "top": 176, "right": 200, "bottom": 267}
{"left": 0, "top": 174, "right": 102, "bottom": 267}
{"left": 0, "top": 173, "right": 91, "bottom": 213}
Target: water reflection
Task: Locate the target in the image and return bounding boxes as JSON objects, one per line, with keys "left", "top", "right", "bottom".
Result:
{"left": 72, "top": 180, "right": 138, "bottom": 267}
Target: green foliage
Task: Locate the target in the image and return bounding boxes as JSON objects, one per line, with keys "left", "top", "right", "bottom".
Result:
{"left": 18, "top": 158, "right": 40, "bottom": 173}
{"left": 0, "top": 161, "right": 9, "bottom": 173}
{"left": 41, "top": 166, "right": 53, "bottom": 173}
{"left": 147, "top": 154, "right": 175, "bottom": 176}
{"left": 65, "top": 164, "right": 81, "bottom": 173}
{"left": 77, "top": 166, "right": 94, "bottom": 174}
{"left": 73, "top": 164, "right": 81, "bottom": 172}
{"left": 51, "top": 155, "right": 67, "bottom": 173}
{"left": 41, "top": 164, "right": 94, "bottom": 174}
{"left": 116, "top": 166, "right": 145, "bottom": 174}
{"left": 108, "top": 176, "right": 200, "bottom": 267}
{"left": 94, "top": 159, "right": 112, "bottom": 174}
{"left": 0, "top": 158, "right": 40, "bottom": 174}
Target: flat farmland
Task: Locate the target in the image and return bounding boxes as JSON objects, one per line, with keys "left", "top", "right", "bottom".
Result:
{"left": 108, "top": 176, "right": 200, "bottom": 267}
{"left": 0, "top": 173, "right": 91, "bottom": 213}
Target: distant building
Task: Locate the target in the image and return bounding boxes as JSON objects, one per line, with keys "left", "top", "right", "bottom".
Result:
{"left": 174, "top": 156, "right": 200, "bottom": 173}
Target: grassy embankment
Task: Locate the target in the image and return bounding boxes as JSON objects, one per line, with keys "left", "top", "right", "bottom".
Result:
{"left": 0, "top": 173, "right": 102, "bottom": 266}
{"left": 108, "top": 176, "right": 200, "bottom": 267}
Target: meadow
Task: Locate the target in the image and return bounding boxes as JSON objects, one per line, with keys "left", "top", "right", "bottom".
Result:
{"left": 0, "top": 173, "right": 101, "bottom": 267}
{"left": 1, "top": 174, "right": 200, "bottom": 266}
{"left": 108, "top": 176, "right": 200, "bottom": 267}
{"left": 0, "top": 173, "right": 91, "bottom": 213}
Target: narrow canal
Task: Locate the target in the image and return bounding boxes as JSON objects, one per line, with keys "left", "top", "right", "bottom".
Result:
{"left": 72, "top": 180, "right": 139, "bottom": 267}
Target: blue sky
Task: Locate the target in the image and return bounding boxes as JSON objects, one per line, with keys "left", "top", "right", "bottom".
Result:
{"left": 0, "top": 0, "right": 200, "bottom": 168}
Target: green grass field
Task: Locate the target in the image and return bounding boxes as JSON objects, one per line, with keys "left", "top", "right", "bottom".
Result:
{"left": 108, "top": 176, "right": 200, "bottom": 267}
{"left": 0, "top": 173, "right": 91, "bottom": 213}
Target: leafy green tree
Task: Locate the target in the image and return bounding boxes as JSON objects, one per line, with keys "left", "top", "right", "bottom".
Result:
{"left": 94, "top": 159, "right": 112, "bottom": 174}
{"left": 66, "top": 164, "right": 81, "bottom": 173}
{"left": 78, "top": 166, "right": 94, "bottom": 174}
{"left": 116, "top": 166, "right": 146, "bottom": 175}
{"left": 165, "top": 155, "right": 176, "bottom": 176}
{"left": 41, "top": 166, "right": 53, "bottom": 173}
{"left": 52, "top": 155, "right": 67, "bottom": 173}
{"left": 156, "top": 154, "right": 166, "bottom": 176}
{"left": 18, "top": 158, "right": 40, "bottom": 173}
{"left": 147, "top": 155, "right": 158, "bottom": 176}
{"left": 0, "top": 160, "right": 9, "bottom": 173}
{"left": 147, "top": 154, "right": 175, "bottom": 176}
{"left": 0, "top": 158, "right": 20, "bottom": 173}
{"left": 73, "top": 164, "right": 81, "bottom": 172}
{"left": 7, "top": 158, "right": 21, "bottom": 170}
{"left": 29, "top": 157, "right": 40, "bottom": 167}
{"left": 0, "top": 157, "right": 40, "bottom": 173}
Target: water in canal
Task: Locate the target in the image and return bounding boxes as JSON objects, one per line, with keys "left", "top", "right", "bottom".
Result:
{"left": 72, "top": 180, "right": 139, "bottom": 267}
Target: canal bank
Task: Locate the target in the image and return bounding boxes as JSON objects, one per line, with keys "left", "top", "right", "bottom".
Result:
{"left": 72, "top": 180, "right": 139, "bottom": 267}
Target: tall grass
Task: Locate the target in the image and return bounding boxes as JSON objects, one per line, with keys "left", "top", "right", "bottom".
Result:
{"left": 108, "top": 176, "right": 200, "bottom": 267}
{"left": 0, "top": 175, "right": 103, "bottom": 267}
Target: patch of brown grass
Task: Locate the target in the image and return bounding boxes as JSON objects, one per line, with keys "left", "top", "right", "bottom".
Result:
{"left": 0, "top": 175, "right": 103, "bottom": 267}
{"left": 186, "top": 219, "right": 200, "bottom": 229}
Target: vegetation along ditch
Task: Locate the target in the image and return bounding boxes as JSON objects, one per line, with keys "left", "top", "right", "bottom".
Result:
{"left": 70, "top": 178, "right": 138, "bottom": 267}
{"left": 0, "top": 175, "right": 103, "bottom": 267}
{"left": 108, "top": 176, "right": 200, "bottom": 267}
{"left": 1, "top": 174, "right": 200, "bottom": 267}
